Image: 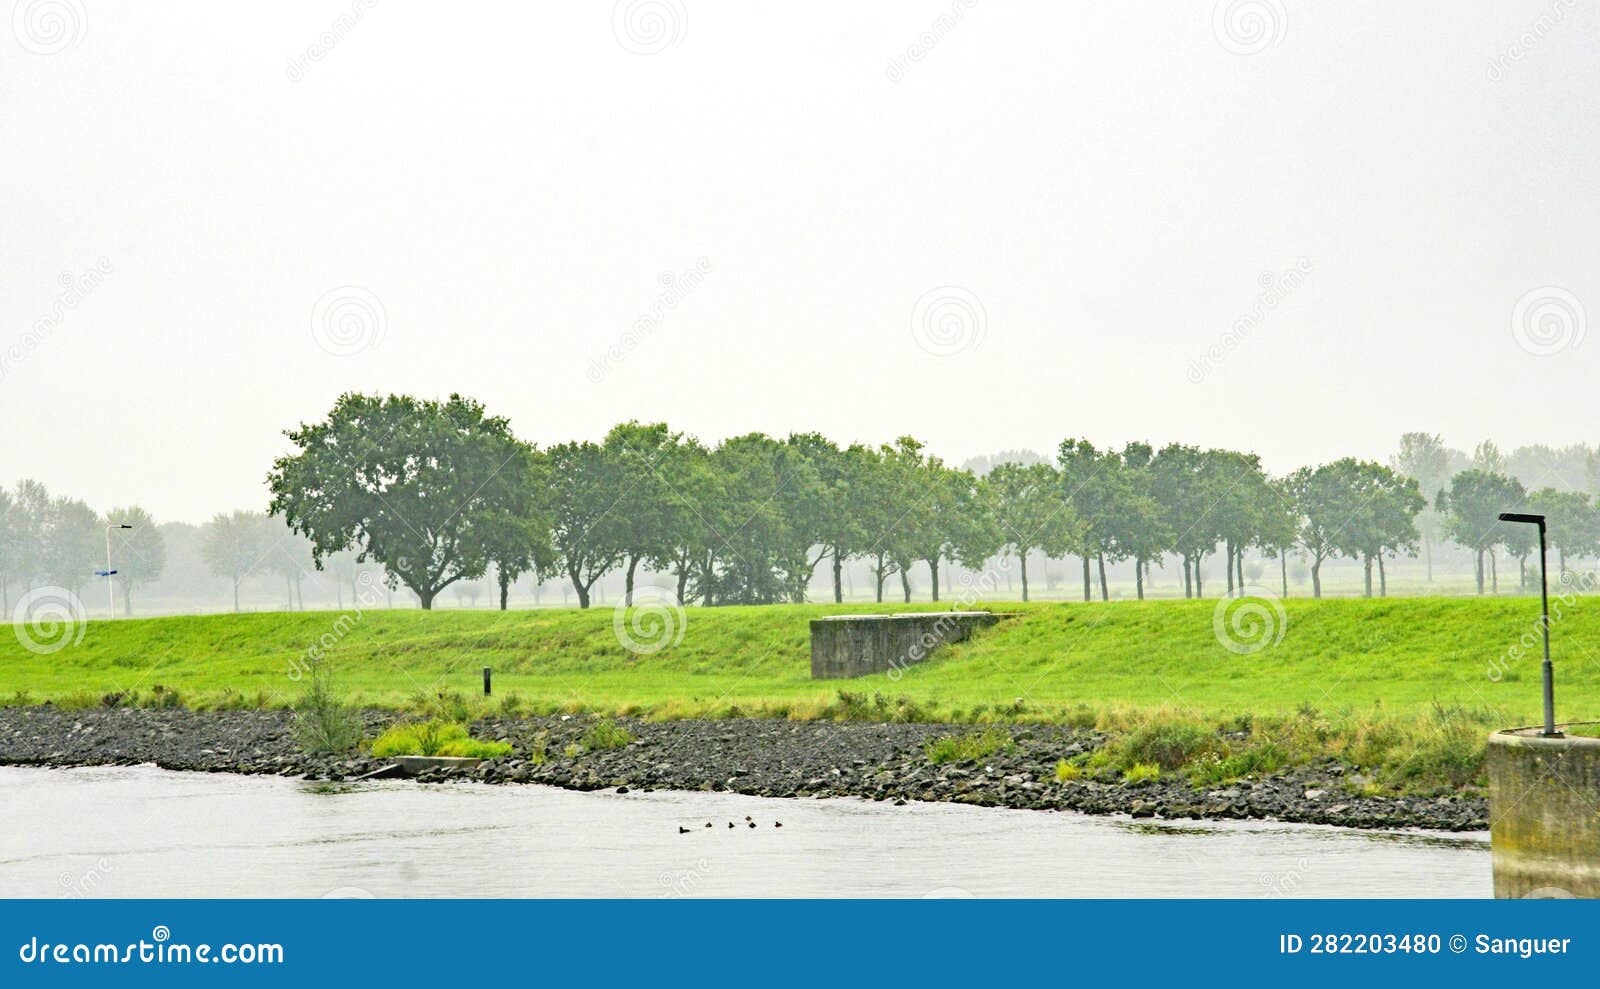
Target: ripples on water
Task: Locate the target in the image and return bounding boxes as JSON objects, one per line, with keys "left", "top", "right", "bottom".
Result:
{"left": 0, "top": 765, "right": 1489, "bottom": 898}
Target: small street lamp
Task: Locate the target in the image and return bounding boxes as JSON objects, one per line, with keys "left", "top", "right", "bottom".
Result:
{"left": 100, "top": 523, "right": 133, "bottom": 619}
{"left": 1498, "top": 511, "right": 1559, "bottom": 737}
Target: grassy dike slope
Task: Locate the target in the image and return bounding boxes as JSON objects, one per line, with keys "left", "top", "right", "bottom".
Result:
{"left": 3, "top": 597, "right": 1595, "bottom": 726}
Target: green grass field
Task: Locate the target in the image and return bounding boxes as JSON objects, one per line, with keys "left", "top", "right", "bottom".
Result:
{"left": 10, "top": 596, "right": 1598, "bottom": 793}
{"left": 5, "top": 596, "right": 1596, "bottom": 726}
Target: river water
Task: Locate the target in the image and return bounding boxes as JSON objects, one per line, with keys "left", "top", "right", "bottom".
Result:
{"left": 0, "top": 765, "right": 1489, "bottom": 898}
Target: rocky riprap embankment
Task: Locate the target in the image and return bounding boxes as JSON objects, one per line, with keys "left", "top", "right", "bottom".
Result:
{"left": 0, "top": 706, "right": 1486, "bottom": 832}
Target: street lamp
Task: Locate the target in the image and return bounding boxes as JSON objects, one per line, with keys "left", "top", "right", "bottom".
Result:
{"left": 99, "top": 523, "right": 133, "bottom": 619}
{"left": 1498, "top": 511, "right": 1559, "bottom": 738}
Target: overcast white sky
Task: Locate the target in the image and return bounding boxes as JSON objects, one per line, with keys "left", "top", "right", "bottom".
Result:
{"left": 2, "top": 1, "right": 1597, "bottom": 522}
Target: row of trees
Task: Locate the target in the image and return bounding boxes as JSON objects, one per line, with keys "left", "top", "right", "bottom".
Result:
{"left": 0, "top": 481, "right": 163, "bottom": 614}
{"left": 263, "top": 394, "right": 1600, "bottom": 610}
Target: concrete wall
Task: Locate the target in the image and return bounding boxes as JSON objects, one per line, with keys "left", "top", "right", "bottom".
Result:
{"left": 1487, "top": 725, "right": 1600, "bottom": 898}
{"left": 809, "top": 612, "right": 1012, "bottom": 680}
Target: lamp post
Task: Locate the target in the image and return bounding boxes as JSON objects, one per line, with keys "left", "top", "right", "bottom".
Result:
{"left": 101, "top": 523, "right": 133, "bottom": 619}
{"left": 1497, "top": 512, "right": 1559, "bottom": 738}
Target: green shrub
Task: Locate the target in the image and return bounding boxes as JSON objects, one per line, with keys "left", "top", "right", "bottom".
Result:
{"left": 1123, "top": 762, "right": 1161, "bottom": 783}
{"left": 370, "top": 719, "right": 511, "bottom": 759}
{"left": 925, "top": 728, "right": 1015, "bottom": 765}
{"left": 582, "top": 717, "right": 635, "bottom": 751}
{"left": 1054, "top": 759, "right": 1081, "bottom": 782}
{"left": 1119, "top": 720, "right": 1216, "bottom": 770}
{"left": 293, "top": 662, "right": 363, "bottom": 755}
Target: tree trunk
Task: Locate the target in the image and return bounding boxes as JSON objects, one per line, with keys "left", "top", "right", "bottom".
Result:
{"left": 1491, "top": 552, "right": 1499, "bottom": 594}
{"left": 1519, "top": 558, "right": 1526, "bottom": 590}
{"left": 832, "top": 551, "right": 843, "bottom": 604}
{"left": 123, "top": 586, "right": 133, "bottom": 617}
{"left": 1194, "top": 556, "right": 1204, "bottom": 598}
{"left": 1378, "top": 554, "right": 1387, "bottom": 597}
{"left": 1311, "top": 559, "right": 1322, "bottom": 599}
{"left": 1183, "top": 556, "right": 1192, "bottom": 599}
{"left": 1097, "top": 553, "right": 1108, "bottom": 601}
{"left": 570, "top": 571, "right": 591, "bottom": 609}
{"left": 1020, "top": 553, "right": 1030, "bottom": 603}
{"left": 498, "top": 572, "right": 510, "bottom": 610}
{"left": 1135, "top": 559, "right": 1144, "bottom": 600}
{"left": 232, "top": 578, "right": 241, "bottom": 613}
{"left": 1280, "top": 552, "right": 1288, "bottom": 598}
{"left": 900, "top": 570, "right": 911, "bottom": 603}
{"left": 1362, "top": 555, "right": 1373, "bottom": 598}
{"left": 418, "top": 587, "right": 434, "bottom": 610}
{"left": 1081, "top": 555, "right": 1092, "bottom": 602}
{"left": 1236, "top": 550, "right": 1245, "bottom": 591}
{"left": 1225, "top": 542, "right": 1236, "bottom": 596}
{"left": 1475, "top": 550, "right": 1484, "bottom": 595}
{"left": 625, "top": 555, "right": 639, "bottom": 606}
{"left": 927, "top": 559, "right": 940, "bottom": 602}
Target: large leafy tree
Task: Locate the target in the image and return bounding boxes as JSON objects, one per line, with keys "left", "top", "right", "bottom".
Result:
{"left": 1284, "top": 461, "right": 1355, "bottom": 599}
{"left": 1149, "top": 444, "right": 1223, "bottom": 598}
{"left": 545, "top": 439, "right": 626, "bottom": 609}
{"left": 1527, "top": 488, "right": 1600, "bottom": 577}
{"left": 983, "top": 461, "right": 1078, "bottom": 601}
{"left": 1437, "top": 469, "right": 1527, "bottom": 595}
{"left": 602, "top": 421, "right": 681, "bottom": 606}
{"left": 202, "top": 510, "right": 272, "bottom": 612}
{"left": 105, "top": 506, "right": 166, "bottom": 615}
{"left": 1330, "top": 461, "right": 1424, "bottom": 597}
{"left": 1391, "top": 432, "right": 1454, "bottom": 583}
{"left": 785, "top": 433, "right": 867, "bottom": 604}
{"left": 268, "top": 393, "right": 540, "bottom": 610}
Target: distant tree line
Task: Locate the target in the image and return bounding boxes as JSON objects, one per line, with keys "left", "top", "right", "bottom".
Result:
{"left": 5, "top": 409, "right": 1598, "bottom": 615}
{"left": 262, "top": 395, "right": 1600, "bottom": 609}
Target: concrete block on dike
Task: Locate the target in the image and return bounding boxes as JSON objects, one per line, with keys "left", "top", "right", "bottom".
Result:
{"left": 809, "top": 612, "right": 1016, "bottom": 680}
{"left": 1487, "top": 725, "right": 1600, "bottom": 898}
